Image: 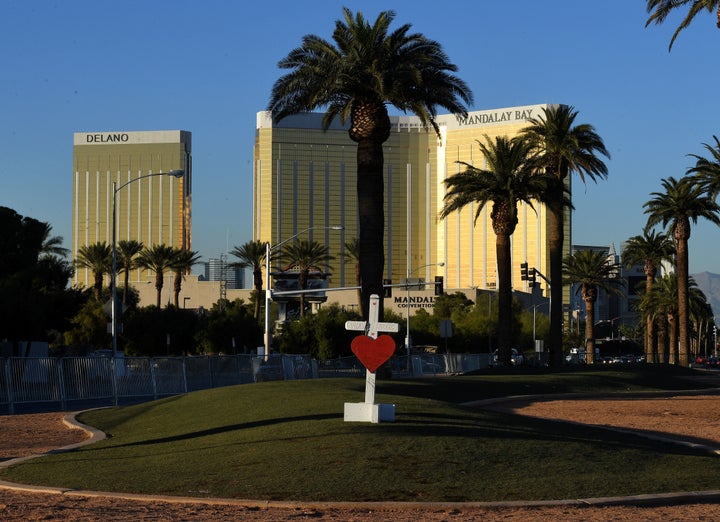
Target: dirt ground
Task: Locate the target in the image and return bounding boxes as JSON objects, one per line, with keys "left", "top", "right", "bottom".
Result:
{"left": 2, "top": 392, "right": 720, "bottom": 521}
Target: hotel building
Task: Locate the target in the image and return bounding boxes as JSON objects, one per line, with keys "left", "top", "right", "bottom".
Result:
{"left": 72, "top": 130, "right": 192, "bottom": 289}
{"left": 254, "top": 104, "right": 570, "bottom": 304}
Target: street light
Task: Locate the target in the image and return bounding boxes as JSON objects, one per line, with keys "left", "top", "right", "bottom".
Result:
{"left": 532, "top": 301, "right": 550, "bottom": 346}
{"left": 263, "top": 225, "right": 343, "bottom": 356}
{"left": 405, "top": 262, "right": 444, "bottom": 359}
{"left": 111, "top": 169, "right": 184, "bottom": 356}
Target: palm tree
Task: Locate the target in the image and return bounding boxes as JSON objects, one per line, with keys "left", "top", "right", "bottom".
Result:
{"left": 230, "top": 240, "right": 270, "bottom": 320}
{"left": 519, "top": 105, "right": 610, "bottom": 366}
{"left": 638, "top": 287, "right": 666, "bottom": 363}
{"left": 171, "top": 248, "right": 201, "bottom": 308}
{"left": 689, "top": 293, "right": 714, "bottom": 358}
{"left": 688, "top": 135, "right": 720, "bottom": 197}
{"left": 646, "top": 274, "right": 706, "bottom": 364}
{"left": 269, "top": 7, "right": 472, "bottom": 320}
{"left": 282, "top": 240, "right": 334, "bottom": 317}
{"left": 440, "top": 136, "right": 565, "bottom": 365}
{"left": 645, "top": 0, "right": 720, "bottom": 50}
{"left": 39, "top": 223, "right": 69, "bottom": 259}
{"left": 135, "top": 244, "right": 177, "bottom": 308}
{"left": 562, "top": 249, "right": 624, "bottom": 365}
{"left": 75, "top": 242, "right": 112, "bottom": 301}
{"left": 116, "top": 239, "right": 144, "bottom": 305}
{"left": 343, "top": 237, "right": 363, "bottom": 311}
{"left": 650, "top": 274, "right": 681, "bottom": 364}
{"left": 644, "top": 176, "right": 720, "bottom": 366}
{"left": 621, "top": 228, "right": 675, "bottom": 363}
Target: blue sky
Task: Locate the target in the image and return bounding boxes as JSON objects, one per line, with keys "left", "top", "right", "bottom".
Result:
{"left": 1, "top": 1, "right": 718, "bottom": 274}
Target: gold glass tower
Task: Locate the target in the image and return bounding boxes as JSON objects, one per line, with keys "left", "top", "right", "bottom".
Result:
{"left": 72, "top": 130, "right": 192, "bottom": 288}
{"left": 254, "top": 105, "right": 570, "bottom": 298}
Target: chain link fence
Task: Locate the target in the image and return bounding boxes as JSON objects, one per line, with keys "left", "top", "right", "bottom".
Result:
{"left": 0, "top": 352, "right": 491, "bottom": 414}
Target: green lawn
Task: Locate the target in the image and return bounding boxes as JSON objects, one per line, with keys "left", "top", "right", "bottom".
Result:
{"left": 1, "top": 366, "right": 719, "bottom": 502}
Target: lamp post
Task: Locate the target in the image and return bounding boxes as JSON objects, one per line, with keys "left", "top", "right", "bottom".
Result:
{"left": 111, "top": 169, "right": 184, "bottom": 356}
{"left": 532, "top": 301, "right": 550, "bottom": 346}
{"left": 405, "top": 262, "right": 444, "bottom": 359}
{"left": 263, "top": 225, "right": 343, "bottom": 356}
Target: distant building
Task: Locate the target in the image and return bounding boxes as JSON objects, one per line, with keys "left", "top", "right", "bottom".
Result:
{"left": 253, "top": 104, "right": 571, "bottom": 305}
{"left": 72, "top": 130, "right": 192, "bottom": 289}
{"left": 570, "top": 244, "right": 621, "bottom": 329}
{"left": 203, "top": 258, "right": 245, "bottom": 289}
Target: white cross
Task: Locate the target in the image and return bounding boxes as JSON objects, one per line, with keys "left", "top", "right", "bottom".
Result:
{"left": 345, "top": 294, "right": 399, "bottom": 404}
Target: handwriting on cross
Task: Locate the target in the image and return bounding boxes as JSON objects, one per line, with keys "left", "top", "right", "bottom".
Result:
{"left": 345, "top": 295, "right": 399, "bottom": 404}
{"left": 345, "top": 295, "right": 399, "bottom": 340}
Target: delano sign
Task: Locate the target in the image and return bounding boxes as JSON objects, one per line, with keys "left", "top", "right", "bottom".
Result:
{"left": 73, "top": 130, "right": 186, "bottom": 146}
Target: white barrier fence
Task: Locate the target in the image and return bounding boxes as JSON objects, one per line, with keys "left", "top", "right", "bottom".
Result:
{"left": 0, "top": 352, "right": 492, "bottom": 414}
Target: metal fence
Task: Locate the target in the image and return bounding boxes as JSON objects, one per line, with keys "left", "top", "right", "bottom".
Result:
{"left": 0, "top": 352, "right": 492, "bottom": 414}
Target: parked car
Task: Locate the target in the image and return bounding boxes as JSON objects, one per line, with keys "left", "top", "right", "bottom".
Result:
{"left": 694, "top": 355, "right": 710, "bottom": 366}
{"left": 492, "top": 349, "right": 524, "bottom": 366}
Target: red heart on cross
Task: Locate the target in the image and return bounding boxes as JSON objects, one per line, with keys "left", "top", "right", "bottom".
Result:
{"left": 351, "top": 334, "right": 396, "bottom": 373}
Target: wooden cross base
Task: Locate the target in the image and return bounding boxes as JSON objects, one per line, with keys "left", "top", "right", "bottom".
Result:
{"left": 344, "top": 402, "right": 395, "bottom": 423}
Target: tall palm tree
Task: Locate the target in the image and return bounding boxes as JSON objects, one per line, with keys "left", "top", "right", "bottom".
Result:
{"left": 282, "top": 240, "right": 334, "bottom": 317}
{"left": 171, "top": 248, "right": 201, "bottom": 308}
{"left": 75, "top": 242, "right": 112, "bottom": 301}
{"left": 230, "top": 240, "right": 270, "bottom": 320}
{"left": 269, "top": 7, "right": 472, "bottom": 320}
{"left": 644, "top": 176, "right": 720, "bottom": 366}
{"left": 519, "top": 105, "right": 610, "bottom": 366}
{"left": 563, "top": 249, "right": 624, "bottom": 364}
{"left": 440, "top": 136, "right": 567, "bottom": 365}
{"left": 645, "top": 0, "right": 720, "bottom": 50}
{"left": 116, "top": 239, "right": 144, "bottom": 305}
{"left": 621, "top": 228, "right": 675, "bottom": 363}
{"left": 688, "top": 135, "right": 720, "bottom": 197}
{"left": 343, "top": 237, "right": 363, "bottom": 311}
{"left": 135, "top": 244, "right": 177, "bottom": 308}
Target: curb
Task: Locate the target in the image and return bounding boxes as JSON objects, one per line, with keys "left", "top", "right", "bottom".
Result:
{"left": 0, "top": 411, "right": 106, "bottom": 471}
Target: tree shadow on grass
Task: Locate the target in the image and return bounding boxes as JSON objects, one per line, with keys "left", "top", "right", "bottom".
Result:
{"left": 384, "top": 409, "right": 714, "bottom": 458}
{"left": 82, "top": 412, "right": 341, "bottom": 450}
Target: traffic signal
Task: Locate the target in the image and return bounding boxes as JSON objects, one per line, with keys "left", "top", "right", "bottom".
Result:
{"left": 520, "top": 262, "right": 529, "bottom": 280}
{"left": 383, "top": 279, "right": 392, "bottom": 298}
{"left": 434, "top": 276, "right": 444, "bottom": 296}
{"left": 528, "top": 268, "right": 536, "bottom": 288}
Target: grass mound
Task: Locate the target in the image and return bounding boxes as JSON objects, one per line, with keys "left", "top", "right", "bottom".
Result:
{"left": 1, "top": 367, "right": 718, "bottom": 502}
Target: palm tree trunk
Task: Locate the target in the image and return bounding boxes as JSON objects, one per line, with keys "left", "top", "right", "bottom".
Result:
{"left": 496, "top": 232, "right": 513, "bottom": 365}
{"left": 357, "top": 138, "right": 385, "bottom": 321}
{"left": 657, "top": 316, "right": 667, "bottom": 363}
{"left": 174, "top": 269, "right": 182, "bottom": 308}
{"left": 585, "top": 297, "right": 595, "bottom": 364}
{"left": 299, "top": 270, "right": 307, "bottom": 318}
{"left": 676, "top": 236, "right": 690, "bottom": 366}
{"left": 646, "top": 314, "right": 655, "bottom": 363}
{"left": 668, "top": 313, "right": 678, "bottom": 365}
{"left": 94, "top": 272, "right": 103, "bottom": 302}
{"left": 645, "top": 273, "right": 655, "bottom": 363}
{"left": 123, "top": 270, "right": 130, "bottom": 304}
{"left": 155, "top": 272, "right": 163, "bottom": 308}
{"left": 547, "top": 199, "right": 564, "bottom": 366}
